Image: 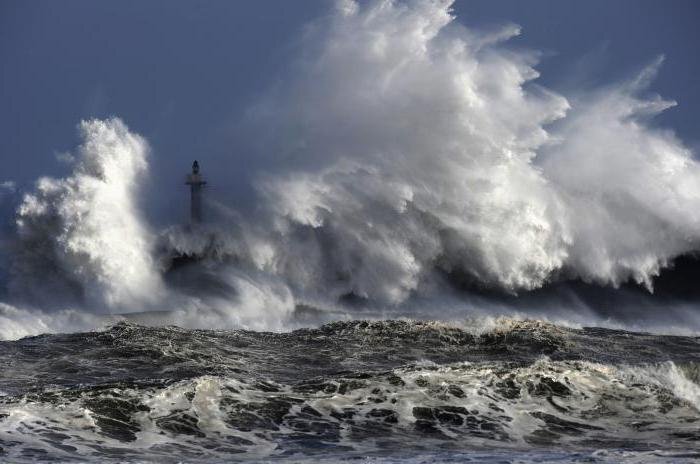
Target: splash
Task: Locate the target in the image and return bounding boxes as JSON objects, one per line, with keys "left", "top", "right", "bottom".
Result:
{"left": 540, "top": 58, "right": 700, "bottom": 289}
{"left": 244, "top": 0, "right": 700, "bottom": 303}
{"left": 10, "top": 118, "right": 164, "bottom": 311}
{"left": 2, "top": 0, "right": 700, "bottom": 337}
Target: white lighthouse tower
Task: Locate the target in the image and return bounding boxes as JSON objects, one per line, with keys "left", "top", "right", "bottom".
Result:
{"left": 186, "top": 160, "right": 206, "bottom": 223}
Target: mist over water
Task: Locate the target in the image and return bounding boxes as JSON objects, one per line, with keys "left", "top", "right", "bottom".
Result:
{"left": 2, "top": 0, "right": 700, "bottom": 339}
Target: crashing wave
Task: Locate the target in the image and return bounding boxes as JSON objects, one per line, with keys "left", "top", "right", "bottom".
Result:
{"left": 1, "top": 0, "right": 700, "bottom": 335}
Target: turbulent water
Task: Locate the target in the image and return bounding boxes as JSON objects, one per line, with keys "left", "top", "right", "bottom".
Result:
{"left": 0, "top": 319, "right": 698, "bottom": 463}
{"left": 2, "top": 1, "right": 700, "bottom": 461}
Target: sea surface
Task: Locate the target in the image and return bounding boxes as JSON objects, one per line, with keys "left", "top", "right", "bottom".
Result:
{"left": 0, "top": 319, "right": 699, "bottom": 463}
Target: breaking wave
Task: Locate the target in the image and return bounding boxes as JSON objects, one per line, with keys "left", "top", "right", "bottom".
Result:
{"left": 1, "top": 0, "right": 700, "bottom": 336}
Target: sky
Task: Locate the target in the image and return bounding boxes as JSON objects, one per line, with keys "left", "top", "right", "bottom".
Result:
{"left": 1, "top": 0, "right": 700, "bottom": 226}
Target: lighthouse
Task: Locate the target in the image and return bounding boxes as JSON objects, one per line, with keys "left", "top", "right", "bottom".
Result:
{"left": 186, "top": 160, "right": 206, "bottom": 223}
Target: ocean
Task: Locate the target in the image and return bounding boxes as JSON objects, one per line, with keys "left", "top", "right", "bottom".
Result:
{"left": 1, "top": 319, "right": 698, "bottom": 463}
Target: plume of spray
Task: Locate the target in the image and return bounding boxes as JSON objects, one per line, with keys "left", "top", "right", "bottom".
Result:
{"left": 5, "top": 118, "right": 295, "bottom": 336}
{"left": 3, "top": 0, "right": 700, "bottom": 339}
{"left": 246, "top": 0, "right": 571, "bottom": 305}
{"left": 540, "top": 57, "right": 700, "bottom": 289}
{"left": 243, "top": 0, "right": 700, "bottom": 307}
{"left": 11, "top": 118, "right": 164, "bottom": 311}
